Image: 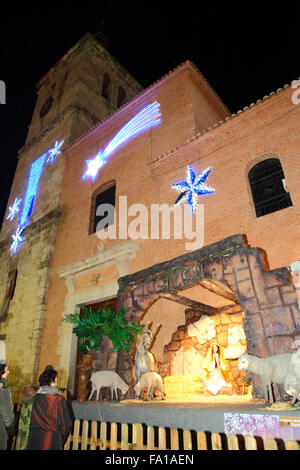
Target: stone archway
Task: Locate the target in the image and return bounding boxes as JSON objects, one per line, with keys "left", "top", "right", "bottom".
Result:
{"left": 115, "top": 234, "right": 300, "bottom": 399}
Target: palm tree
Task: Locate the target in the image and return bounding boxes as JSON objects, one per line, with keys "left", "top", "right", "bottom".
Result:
{"left": 64, "top": 303, "right": 142, "bottom": 355}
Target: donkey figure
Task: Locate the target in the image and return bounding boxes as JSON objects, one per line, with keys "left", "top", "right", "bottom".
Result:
{"left": 134, "top": 322, "right": 161, "bottom": 384}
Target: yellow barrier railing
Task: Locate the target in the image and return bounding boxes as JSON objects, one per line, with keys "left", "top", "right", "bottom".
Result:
{"left": 64, "top": 419, "right": 300, "bottom": 451}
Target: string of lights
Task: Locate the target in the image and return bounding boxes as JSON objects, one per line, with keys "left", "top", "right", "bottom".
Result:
{"left": 8, "top": 140, "right": 64, "bottom": 253}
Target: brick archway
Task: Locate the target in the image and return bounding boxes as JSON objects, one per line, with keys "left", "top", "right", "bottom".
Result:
{"left": 116, "top": 234, "right": 300, "bottom": 398}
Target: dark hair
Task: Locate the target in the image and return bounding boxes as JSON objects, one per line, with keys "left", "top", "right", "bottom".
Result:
{"left": 39, "top": 365, "right": 57, "bottom": 386}
{"left": 0, "top": 362, "right": 6, "bottom": 379}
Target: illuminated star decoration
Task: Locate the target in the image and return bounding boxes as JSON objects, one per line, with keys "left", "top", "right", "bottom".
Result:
{"left": 81, "top": 150, "right": 107, "bottom": 181}
{"left": 10, "top": 225, "right": 24, "bottom": 253}
{"left": 172, "top": 165, "right": 215, "bottom": 213}
{"left": 82, "top": 101, "right": 161, "bottom": 181}
{"left": 46, "top": 139, "right": 64, "bottom": 165}
{"left": 6, "top": 197, "right": 22, "bottom": 221}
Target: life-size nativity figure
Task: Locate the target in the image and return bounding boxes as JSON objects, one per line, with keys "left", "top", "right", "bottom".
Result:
{"left": 203, "top": 343, "right": 231, "bottom": 395}
{"left": 134, "top": 322, "right": 164, "bottom": 400}
{"left": 134, "top": 322, "right": 160, "bottom": 383}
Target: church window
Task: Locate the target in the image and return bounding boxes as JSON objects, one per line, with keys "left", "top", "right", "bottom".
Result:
{"left": 117, "top": 86, "right": 127, "bottom": 107}
{"left": 102, "top": 73, "right": 112, "bottom": 100}
{"left": 7, "top": 269, "right": 18, "bottom": 300}
{"left": 89, "top": 181, "right": 116, "bottom": 234}
{"left": 249, "top": 158, "right": 293, "bottom": 217}
{"left": 39, "top": 96, "right": 53, "bottom": 118}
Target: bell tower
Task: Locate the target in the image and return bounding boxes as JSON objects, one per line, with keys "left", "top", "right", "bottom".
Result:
{"left": 25, "top": 32, "right": 143, "bottom": 154}
{"left": 0, "top": 32, "right": 142, "bottom": 393}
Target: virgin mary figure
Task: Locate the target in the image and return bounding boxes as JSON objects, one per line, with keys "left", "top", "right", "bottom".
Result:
{"left": 203, "top": 343, "right": 230, "bottom": 395}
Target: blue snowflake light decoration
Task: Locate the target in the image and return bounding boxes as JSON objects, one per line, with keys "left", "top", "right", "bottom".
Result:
{"left": 172, "top": 165, "right": 215, "bottom": 213}
{"left": 46, "top": 140, "right": 64, "bottom": 165}
{"left": 6, "top": 197, "right": 22, "bottom": 221}
{"left": 10, "top": 225, "right": 24, "bottom": 253}
{"left": 82, "top": 101, "right": 161, "bottom": 181}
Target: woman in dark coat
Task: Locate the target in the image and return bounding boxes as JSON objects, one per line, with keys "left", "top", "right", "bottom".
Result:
{"left": 17, "top": 365, "right": 70, "bottom": 450}
{"left": 0, "top": 361, "right": 15, "bottom": 450}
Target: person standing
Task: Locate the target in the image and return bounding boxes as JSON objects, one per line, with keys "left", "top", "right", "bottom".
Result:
{"left": 0, "top": 361, "right": 15, "bottom": 450}
{"left": 16, "top": 365, "right": 70, "bottom": 450}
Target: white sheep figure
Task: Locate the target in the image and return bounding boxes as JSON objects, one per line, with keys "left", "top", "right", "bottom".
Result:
{"left": 238, "top": 353, "right": 292, "bottom": 405}
{"left": 134, "top": 372, "right": 165, "bottom": 401}
{"left": 88, "top": 370, "right": 129, "bottom": 401}
{"left": 284, "top": 351, "right": 300, "bottom": 406}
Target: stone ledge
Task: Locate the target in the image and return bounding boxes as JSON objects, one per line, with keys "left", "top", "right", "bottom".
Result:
{"left": 118, "top": 234, "right": 247, "bottom": 291}
{"left": 57, "top": 240, "right": 139, "bottom": 279}
{"left": 18, "top": 103, "right": 100, "bottom": 158}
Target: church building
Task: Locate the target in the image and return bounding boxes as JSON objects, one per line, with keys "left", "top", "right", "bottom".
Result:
{"left": 1, "top": 32, "right": 300, "bottom": 402}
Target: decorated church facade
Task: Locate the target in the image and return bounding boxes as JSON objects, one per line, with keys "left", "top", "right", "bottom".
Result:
{"left": 1, "top": 32, "right": 300, "bottom": 401}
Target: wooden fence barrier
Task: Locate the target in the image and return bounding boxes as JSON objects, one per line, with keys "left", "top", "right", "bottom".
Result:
{"left": 64, "top": 419, "right": 300, "bottom": 451}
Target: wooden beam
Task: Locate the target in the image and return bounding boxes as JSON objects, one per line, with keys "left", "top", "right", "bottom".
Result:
{"left": 200, "top": 279, "right": 239, "bottom": 303}
{"left": 160, "top": 292, "right": 240, "bottom": 315}
{"left": 160, "top": 293, "right": 217, "bottom": 314}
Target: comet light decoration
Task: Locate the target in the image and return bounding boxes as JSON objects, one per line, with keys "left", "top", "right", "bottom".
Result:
{"left": 6, "top": 197, "right": 22, "bottom": 221}
{"left": 9, "top": 140, "right": 64, "bottom": 253}
{"left": 172, "top": 165, "right": 215, "bottom": 213}
{"left": 82, "top": 101, "right": 161, "bottom": 181}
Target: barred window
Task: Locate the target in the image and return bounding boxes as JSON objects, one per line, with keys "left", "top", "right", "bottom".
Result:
{"left": 249, "top": 158, "right": 293, "bottom": 217}
{"left": 89, "top": 181, "right": 116, "bottom": 234}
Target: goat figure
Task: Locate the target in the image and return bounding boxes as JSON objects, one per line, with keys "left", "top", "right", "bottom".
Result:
{"left": 88, "top": 370, "right": 129, "bottom": 401}
{"left": 238, "top": 353, "right": 292, "bottom": 405}
{"left": 134, "top": 322, "right": 160, "bottom": 384}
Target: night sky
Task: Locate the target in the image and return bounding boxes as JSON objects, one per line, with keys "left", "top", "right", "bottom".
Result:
{"left": 1, "top": 4, "right": 300, "bottom": 225}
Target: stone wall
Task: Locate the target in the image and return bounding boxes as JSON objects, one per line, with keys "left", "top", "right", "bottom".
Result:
{"left": 163, "top": 308, "right": 248, "bottom": 396}
{"left": 0, "top": 210, "right": 60, "bottom": 401}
